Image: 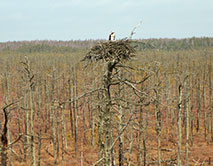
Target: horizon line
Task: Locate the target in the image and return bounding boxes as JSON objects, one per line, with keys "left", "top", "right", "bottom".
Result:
{"left": 1, "top": 36, "right": 213, "bottom": 43}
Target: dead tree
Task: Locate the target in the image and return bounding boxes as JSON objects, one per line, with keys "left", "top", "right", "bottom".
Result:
{"left": 1, "top": 105, "right": 9, "bottom": 166}
{"left": 176, "top": 75, "right": 188, "bottom": 166}
{"left": 153, "top": 67, "right": 162, "bottom": 166}
{"left": 20, "top": 57, "right": 36, "bottom": 166}
{"left": 83, "top": 40, "right": 136, "bottom": 166}
{"left": 185, "top": 77, "right": 190, "bottom": 166}
{"left": 1, "top": 101, "right": 19, "bottom": 166}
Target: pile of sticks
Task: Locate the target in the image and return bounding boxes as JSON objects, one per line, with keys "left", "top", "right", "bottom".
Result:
{"left": 83, "top": 40, "right": 136, "bottom": 62}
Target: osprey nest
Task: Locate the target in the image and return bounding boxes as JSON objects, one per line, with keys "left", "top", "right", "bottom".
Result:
{"left": 83, "top": 40, "right": 136, "bottom": 62}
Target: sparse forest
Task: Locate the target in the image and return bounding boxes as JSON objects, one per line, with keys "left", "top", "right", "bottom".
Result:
{"left": 0, "top": 37, "right": 212, "bottom": 166}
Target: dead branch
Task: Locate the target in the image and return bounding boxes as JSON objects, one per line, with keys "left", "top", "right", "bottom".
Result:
{"left": 92, "top": 157, "right": 104, "bottom": 166}
{"left": 7, "top": 134, "right": 23, "bottom": 148}
{"left": 129, "top": 21, "right": 142, "bottom": 40}
{"left": 109, "top": 112, "right": 133, "bottom": 150}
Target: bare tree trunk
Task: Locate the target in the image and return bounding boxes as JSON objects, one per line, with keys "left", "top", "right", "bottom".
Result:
{"left": 25, "top": 63, "right": 37, "bottom": 166}
{"left": 165, "top": 86, "right": 170, "bottom": 145}
{"left": 61, "top": 106, "right": 65, "bottom": 166}
{"left": 51, "top": 68, "right": 57, "bottom": 166}
{"left": 5, "top": 74, "right": 12, "bottom": 166}
{"left": 37, "top": 83, "right": 42, "bottom": 166}
{"left": 97, "top": 91, "right": 104, "bottom": 162}
{"left": 90, "top": 96, "right": 95, "bottom": 147}
{"left": 8, "top": 122, "right": 12, "bottom": 166}
{"left": 80, "top": 132, "right": 84, "bottom": 166}
{"left": 202, "top": 72, "right": 207, "bottom": 141}
{"left": 196, "top": 77, "right": 201, "bottom": 132}
{"left": 1, "top": 106, "right": 8, "bottom": 166}
{"left": 68, "top": 78, "right": 74, "bottom": 137}
{"left": 190, "top": 73, "right": 194, "bottom": 146}
{"left": 55, "top": 77, "right": 60, "bottom": 158}
{"left": 103, "top": 61, "right": 116, "bottom": 166}
{"left": 56, "top": 110, "right": 60, "bottom": 157}
{"left": 30, "top": 84, "right": 36, "bottom": 166}
{"left": 211, "top": 118, "right": 213, "bottom": 142}
{"left": 1, "top": 102, "right": 18, "bottom": 166}
{"left": 118, "top": 75, "right": 124, "bottom": 166}
{"left": 111, "top": 146, "right": 115, "bottom": 166}
{"left": 51, "top": 104, "right": 57, "bottom": 166}
{"left": 73, "top": 65, "right": 78, "bottom": 156}
{"left": 62, "top": 74, "right": 67, "bottom": 149}
{"left": 154, "top": 70, "right": 161, "bottom": 166}
{"left": 127, "top": 121, "right": 134, "bottom": 166}
{"left": 170, "top": 76, "right": 176, "bottom": 135}
{"left": 98, "top": 112, "right": 104, "bottom": 162}
{"left": 82, "top": 97, "right": 86, "bottom": 142}
{"left": 185, "top": 79, "right": 189, "bottom": 166}
{"left": 72, "top": 66, "right": 78, "bottom": 157}
{"left": 144, "top": 106, "right": 150, "bottom": 166}
{"left": 1, "top": 146, "right": 7, "bottom": 166}
{"left": 137, "top": 104, "right": 143, "bottom": 166}
{"left": 44, "top": 79, "right": 49, "bottom": 133}
{"left": 208, "top": 64, "right": 213, "bottom": 142}
{"left": 23, "top": 94, "right": 29, "bottom": 161}
{"left": 177, "top": 83, "right": 183, "bottom": 166}
{"left": 21, "top": 58, "right": 36, "bottom": 166}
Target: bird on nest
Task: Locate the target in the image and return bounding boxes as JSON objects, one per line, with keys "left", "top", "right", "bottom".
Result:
{"left": 109, "top": 31, "right": 115, "bottom": 41}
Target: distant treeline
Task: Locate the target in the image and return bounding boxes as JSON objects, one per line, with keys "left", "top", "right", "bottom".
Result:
{"left": 133, "top": 37, "right": 213, "bottom": 51}
{"left": 0, "top": 40, "right": 99, "bottom": 53}
{"left": 0, "top": 37, "right": 212, "bottom": 53}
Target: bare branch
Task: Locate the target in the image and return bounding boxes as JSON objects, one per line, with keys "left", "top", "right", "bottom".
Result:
{"left": 129, "top": 21, "right": 142, "bottom": 40}
{"left": 92, "top": 157, "right": 104, "bottom": 166}
{"left": 109, "top": 112, "right": 133, "bottom": 150}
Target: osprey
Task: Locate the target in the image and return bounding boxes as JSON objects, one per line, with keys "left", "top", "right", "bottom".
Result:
{"left": 109, "top": 32, "right": 115, "bottom": 41}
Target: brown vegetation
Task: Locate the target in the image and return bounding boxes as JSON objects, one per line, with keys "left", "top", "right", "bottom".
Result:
{"left": 0, "top": 39, "right": 212, "bottom": 166}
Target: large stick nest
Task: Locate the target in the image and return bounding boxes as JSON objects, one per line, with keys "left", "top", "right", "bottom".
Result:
{"left": 83, "top": 40, "right": 136, "bottom": 62}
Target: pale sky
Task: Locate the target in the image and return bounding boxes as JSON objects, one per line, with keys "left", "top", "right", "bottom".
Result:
{"left": 0, "top": 0, "right": 213, "bottom": 42}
